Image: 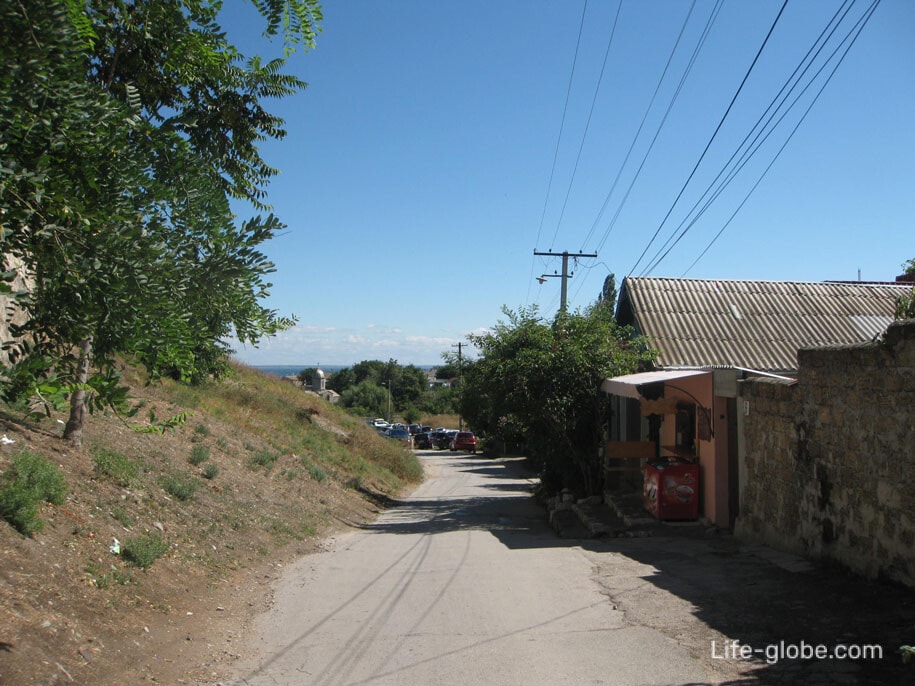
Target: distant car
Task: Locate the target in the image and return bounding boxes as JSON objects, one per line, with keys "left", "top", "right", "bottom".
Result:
{"left": 408, "top": 424, "right": 421, "bottom": 435}
{"left": 432, "top": 430, "right": 457, "bottom": 450}
{"left": 383, "top": 428, "right": 413, "bottom": 447}
{"left": 450, "top": 431, "right": 477, "bottom": 453}
{"left": 413, "top": 432, "right": 434, "bottom": 449}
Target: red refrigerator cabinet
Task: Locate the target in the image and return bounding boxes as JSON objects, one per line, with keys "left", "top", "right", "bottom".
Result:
{"left": 642, "top": 459, "right": 699, "bottom": 520}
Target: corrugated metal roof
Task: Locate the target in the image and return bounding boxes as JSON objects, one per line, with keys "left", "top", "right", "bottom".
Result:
{"left": 619, "top": 277, "right": 911, "bottom": 373}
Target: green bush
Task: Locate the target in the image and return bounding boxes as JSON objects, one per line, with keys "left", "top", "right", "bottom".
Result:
{"left": 0, "top": 452, "right": 67, "bottom": 536}
{"left": 188, "top": 445, "right": 210, "bottom": 466}
{"left": 308, "top": 465, "right": 327, "bottom": 483}
{"left": 248, "top": 449, "right": 279, "bottom": 470}
{"left": 92, "top": 448, "right": 140, "bottom": 487}
{"left": 161, "top": 473, "right": 198, "bottom": 501}
{"left": 120, "top": 532, "right": 169, "bottom": 569}
{"left": 202, "top": 463, "right": 219, "bottom": 480}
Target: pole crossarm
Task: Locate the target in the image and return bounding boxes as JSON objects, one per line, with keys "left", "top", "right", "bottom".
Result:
{"left": 533, "top": 250, "right": 598, "bottom": 312}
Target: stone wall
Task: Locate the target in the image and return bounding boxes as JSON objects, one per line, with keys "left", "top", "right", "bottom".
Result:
{"left": 735, "top": 319, "right": 915, "bottom": 587}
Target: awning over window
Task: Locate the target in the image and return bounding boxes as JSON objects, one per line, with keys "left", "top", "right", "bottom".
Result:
{"left": 600, "top": 369, "right": 711, "bottom": 399}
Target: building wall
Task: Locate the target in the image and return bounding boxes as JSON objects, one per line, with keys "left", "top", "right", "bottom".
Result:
{"left": 656, "top": 375, "right": 724, "bottom": 526}
{"left": 735, "top": 319, "right": 915, "bottom": 587}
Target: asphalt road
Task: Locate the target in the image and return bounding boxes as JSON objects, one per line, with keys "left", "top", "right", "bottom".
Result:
{"left": 225, "top": 451, "right": 915, "bottom": 686}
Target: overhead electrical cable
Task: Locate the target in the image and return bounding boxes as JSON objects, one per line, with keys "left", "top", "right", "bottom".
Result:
{"left": 571, "top": 0, "right": 721, "bottom": 307}
{"left": 626, "top": 0, "right": 790, "bottom": 276}
{"left": 681, "top": 0, "right": 881, "bottom": 275}
{"left": 640, "top": 0, "right": 857, "bottom": 275}
{"left": 579, "top": 0, "right": 699, "bottom": 253}
{"left": 548, "top": 0, "right": 624, "bottom": 251}
{"left": 526, "top": 0, "right": 589, "bottom": 306}
{"left": 591, "top": 0, "right": 724, "bottom": 257}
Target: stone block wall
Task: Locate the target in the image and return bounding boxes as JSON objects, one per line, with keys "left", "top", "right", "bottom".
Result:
{"left": 735, "top": 319, "right": 915, "bottom": 587}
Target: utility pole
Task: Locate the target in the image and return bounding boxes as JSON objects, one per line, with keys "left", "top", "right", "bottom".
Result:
{"left": 452, "top": 342, "right": 465, "bottom": 431}
{"left": 534, "top": 250, "right": 598, "bottom": 312}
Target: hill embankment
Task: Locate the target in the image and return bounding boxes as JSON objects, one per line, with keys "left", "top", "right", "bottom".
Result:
{"left": 0, "top": 361, "right": 423, "bottom": 685}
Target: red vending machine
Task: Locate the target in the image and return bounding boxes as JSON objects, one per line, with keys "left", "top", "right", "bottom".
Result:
{"left": 642, "top": 459, "right": 699, "bottom": 520}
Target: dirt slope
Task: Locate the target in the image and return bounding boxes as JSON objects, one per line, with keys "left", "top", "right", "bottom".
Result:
{"left": 0, "top": 363, "right": 419, "bottom": 685}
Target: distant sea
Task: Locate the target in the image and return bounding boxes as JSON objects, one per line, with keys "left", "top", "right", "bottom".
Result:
{"left": 254, "top": 364, "right": 436, "bottom": 378}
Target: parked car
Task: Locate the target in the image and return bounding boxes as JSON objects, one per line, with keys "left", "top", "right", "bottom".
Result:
{"left": 432, "top": 430, "right": 457, "bottom": 450}
{"left": 383, "top": 428, "right": 413, "bottom": 447}
{"left": 413, "top": 432, "right": 434, "bottom": 449}
{"left": 450, "top": 431, "right": 478, "bottom": 453}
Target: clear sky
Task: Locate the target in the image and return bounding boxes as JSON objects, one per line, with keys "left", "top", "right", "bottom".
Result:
{"left": 221, "top": 0, "right": 914, "bottom": 367}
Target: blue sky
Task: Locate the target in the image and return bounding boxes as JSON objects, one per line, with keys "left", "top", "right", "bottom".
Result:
{"left": 222, "top": 0, "right": 914, "bottom": 367}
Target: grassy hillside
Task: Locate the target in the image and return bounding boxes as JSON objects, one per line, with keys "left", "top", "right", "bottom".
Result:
{"left": 0, "top": 361, "right": 424, "bottom": 685}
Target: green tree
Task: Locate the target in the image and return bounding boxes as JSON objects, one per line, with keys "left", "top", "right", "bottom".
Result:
{"left": 297, "top": 368, "right": 318, "bottom": 387}
{"left": 435, "top": 363, "right": 459, "bottom": 380}
{"left": 0, "top": 0, "right": 320, "bottom": 444}
{"left": 461, "top": 305, "right": 654, "bottom": 495}
{"left": 895, "top": 258, "right": 915, "bottom": 320}
{"left": 339, "top": 381, "right": 389, "bottom": 419}
{"left": 598, "top": 273, "right": 618, "bottom": 309}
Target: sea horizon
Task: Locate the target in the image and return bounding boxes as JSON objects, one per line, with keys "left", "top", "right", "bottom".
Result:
{"left": 251, "top": 364, "right": 438, "bottom": 378}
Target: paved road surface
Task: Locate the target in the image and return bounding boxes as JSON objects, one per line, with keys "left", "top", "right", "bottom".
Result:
{"left": 227, "top": 451, "right": 713, "bottom": 685}
{"left": 226, "top": 451, "right": 914, "bottom": 686}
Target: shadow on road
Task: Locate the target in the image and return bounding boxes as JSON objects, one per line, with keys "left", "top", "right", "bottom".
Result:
{"left": 368, "top": 453, "right": 915, "bottom": 685}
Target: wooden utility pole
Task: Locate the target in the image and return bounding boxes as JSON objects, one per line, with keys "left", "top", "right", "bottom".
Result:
{"left": 533, "top": 250, "right": 598, "bottom": 312}
{"left": 452, "top": 341, "right": 465, "bottom": 430}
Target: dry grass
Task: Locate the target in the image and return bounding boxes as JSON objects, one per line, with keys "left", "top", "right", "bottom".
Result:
{"left": 0, "top": 360, "right": 424, "bottom": 685}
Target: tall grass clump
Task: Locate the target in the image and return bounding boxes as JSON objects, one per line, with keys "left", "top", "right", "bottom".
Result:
{"left": 248, "top": 449, "right": 279, "bottom": 470}
{"left": 202, "top": 463, "right": 219, "bottom": 480}
{"left": 92, "top": 448, "right": 140, "bottom": 487}
{"left": 363, "top": 438, "right": 423, "bottom": 483}
{"left": 160, "top": 473, "right": 199, "bottom": 501}
{"left": 188, "top": 445, "right": 210, "bottom": 466}
{"left": 120, "top": 532, "right": 170, "bottom": 569}
{"left": 0, "top": 452, "right": 68, "bottom": 536}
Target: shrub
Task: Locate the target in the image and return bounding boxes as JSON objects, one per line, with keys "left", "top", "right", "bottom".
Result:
{"left": 202, "top": 463, "right": 219, "bottom": 480}
{"left": 188, "top": 445, "right": 210, "bottom": 466}
{"left": 0, "top": 452, "right": 68, "bottom": 536}
{"left": 161, "top": 473, "right": 198, "bottom": 501}
{"left": 120, "top": 532, "right": 169, "bottom": 569}
{"left": 92, "top": 448, "right": 140, "bottom": 487}
{"left": 248, "top": 449, "right": 279, "bottom": 470}
{"left": 308, "top": 465, "right": 327, "bottom": 483}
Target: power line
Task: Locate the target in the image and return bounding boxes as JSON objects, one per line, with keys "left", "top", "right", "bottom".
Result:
{"left": 548, "top": 0, "right": 623, "bottom": 251}
{"left": 627, "top": 0, "right": 790, "bottom": 277}
{"left": 642, "top": 0, "right": 876, "bottom": 276}
{"left": 591, "top": 0, "right": 724, "bottom": 257}
{"left": 579, "top": 0, "right": 701, "bottom": 253}
{"left": 527, "top": 0, "right": 589, "bottom": 306}
{"left": 681, "top": 0, "right": 881, "bottom": 276}
{"left": 639, "top": 0, "right": 857, "bottom": 275}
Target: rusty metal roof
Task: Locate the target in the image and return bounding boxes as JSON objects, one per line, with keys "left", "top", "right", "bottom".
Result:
{"left": 617, "top": 277, "right": 911, "bottom": 373}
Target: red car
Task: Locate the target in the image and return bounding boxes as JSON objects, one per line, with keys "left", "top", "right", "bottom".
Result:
{"left": 450, "top": 431, "right": 478, "bottom": 453}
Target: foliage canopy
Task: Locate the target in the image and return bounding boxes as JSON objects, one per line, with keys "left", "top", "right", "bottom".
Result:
{"left": 459, "top": 302, "right": 655, "bottom": 495}
{"left": 0, "top": 0, "right": 321, "bottom": 443}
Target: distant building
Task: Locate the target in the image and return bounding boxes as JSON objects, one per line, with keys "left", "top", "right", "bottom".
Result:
{"left": 309, "top": 367, "right": 339, "bottom": 404}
